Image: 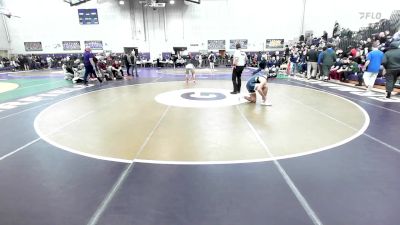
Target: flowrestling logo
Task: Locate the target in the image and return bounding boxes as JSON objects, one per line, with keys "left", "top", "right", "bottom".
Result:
{"left": 155, "top": 88, "right": 247, "bottom": 108}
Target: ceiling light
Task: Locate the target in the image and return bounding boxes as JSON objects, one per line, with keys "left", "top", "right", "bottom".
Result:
{"left": 119, "top": 0, "right": 125, "bottom": 5}
{"left": 169, "top": 0, "right": 175, "bottom": 4}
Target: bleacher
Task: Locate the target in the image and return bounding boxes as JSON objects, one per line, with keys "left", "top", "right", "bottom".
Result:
{"left": 338, "top": 10, "right": 400, "bottom": 50}
{"left": 333, "top": 10, "right": 400, "bottom": 87}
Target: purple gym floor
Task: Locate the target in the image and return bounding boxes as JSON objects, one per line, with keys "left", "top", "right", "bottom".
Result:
{"left": 0, "top": 68, "right": 399, "bottom": 225}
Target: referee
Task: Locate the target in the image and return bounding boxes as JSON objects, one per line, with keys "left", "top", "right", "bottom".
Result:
{"left": 231, "top": 43, "right": 247, "bottom": 94}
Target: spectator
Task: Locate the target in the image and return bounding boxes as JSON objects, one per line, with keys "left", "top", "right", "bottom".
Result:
{"left": 393, "top": 31, "right": 400, "bottom": 41}
{"left": 322, "top": 31, "right": 328, "bottom": 41}
{"left": 284, "top": 45, "right": 290, "bottom": 61}
{"left": 382, "top": 40, "right": 400, "bottom": 98}
{"left": 362, "top": 42, "right": 384, "bottom": 94}
{"left": 97, "top": 57, "right": 113, "bottom": 80}
{"left": 208, "top": 51, "right": 216, "bottom": 71}
{"left": 289, "top": 48, "right": 300, "bottom": 77}
{"left": 329, "top": 58, "right": 342, "bottom": 80}
{"left": 197, "top": 54, "right": 203, "bottom": 68}
{"left": 364, "top": 38, "right": 373, "bottom": 55}
{"left": 349, "top": 46, "right": 357, "bottom": 58}
{"left": 306, "top": 45, "right": 319, "bottom": 79}
{"left": 378, "top": 32, "right": 387, "bottom": 45}
{"left": 131, "top": 53, "right": 138, "bottom": 77}
{"left": 341, "top": 57, "right": 360, "bottom": 82}
{"left": 252, "top": 55, "right": 267, "bottom": 76}
{"left": 317, "top": 47, "right": 325, "bottom": 79}
{"left": 22, "top": 55, "right": 29, "bottom": 71}
{"left": 321, "top": 44, "right": 337, "bottom": 80}
{"left": 123, "top": 53, "right": 132, "bottom": 76}
{"left": 46, "top": 56, "right": 53, "bottom": 69}
{"left": 111, "top": 59, "right": 124, "bottom": 79}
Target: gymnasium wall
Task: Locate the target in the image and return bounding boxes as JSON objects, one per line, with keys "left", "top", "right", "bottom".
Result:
{"left": 2, "top": 0, "right": 131, "bottom": 54}
{"left": 128, "top": 0, "right": 304, "bottom": 57}
{"left": 0, "top": 15, "right": 10, "bottom": 51}
{"left": 2, "top": 0, "right": 304, "bottom": 56}
{"left": 1, "top": 0, "right": 397, "bottom": 58}
{"left": 0, "top": 0, "right": 10, "bottom": 52}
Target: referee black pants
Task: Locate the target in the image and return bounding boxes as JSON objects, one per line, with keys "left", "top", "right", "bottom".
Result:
{"left": 232, "top": 66, "right": 245, "bottom": 93}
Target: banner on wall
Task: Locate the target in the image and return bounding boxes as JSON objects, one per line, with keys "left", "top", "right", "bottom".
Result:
{"left": 266, "top": 39, "right": 284, "bottom": 49}
{"left": 84, "top": 40, "right": 103, "bottom": 50}
{"left": 207, "top": 40, "right": 225, "bottom": 50}
{"left": 229, "top": 39, "right": 248, "bottom": 49}
{"left": 78, "top": 9, "right": 99, "bottom": 25}
{"left": 62, "top": 41, "right": 81, "bottom": 51}
{"left": 24, "top": 42, "right": 43, "bottom": 51}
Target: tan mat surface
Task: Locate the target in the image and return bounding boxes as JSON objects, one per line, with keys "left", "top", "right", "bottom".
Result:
{"left": 34, "top": 81, "right": 368, "bottom": 163}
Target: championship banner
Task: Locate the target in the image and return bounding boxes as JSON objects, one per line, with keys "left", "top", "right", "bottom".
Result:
{"left": 229, "top": 39, "right": 248, "bottom": 49}
{"left": 207, "top": 40, "right": 226, "bottom": 50}
{"left": 62, "top": 41, "right": 81, "bottom": 50}
{"left": 266, "top": 39, "right": 284, "bottom": 49}
{"left": 84, "top": 40, "right": 103, "bottom": 50}
{"left": 24, "top": 42, "right": 43, "bottom": 51}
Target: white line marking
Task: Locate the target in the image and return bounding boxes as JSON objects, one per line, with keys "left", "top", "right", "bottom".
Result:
{"left": 363, "top": 133, "right": 400, "bottom": 154}
{"left": 289, "top": 94, "right": 400, "bottom": 154}
{"left": 86, "top": 106, "right": 170, "bottom": 225}
{"left": 235, "top": 105, "right": 323, "bottom": 225}
{"left": 350, "top": 91, "right": 384, "bottom": 97}
{"left": 151, "top": 76, "right": 163, "bottom": 82}
{"left": 0, "top": 85, "right": 88, "bottom": 120}
{"left": 37, "top": 94, "right": 60, "bottom": 97}
{"left": 0, "top": 103, "right": 18, "bottom": 110}
{"left": 317, "top": 83, "right": 339, "bottom": 87}
{"left": 369, "top": 96, "right": 400, "bottom": 102}
{"left": 0, "top": 138, "right": 41, "bottom": 161}
{"left": 12, "top": 80, "right": 67, "bottom": 91}
{"left": 0, "top": 102, "right": 51, "bottom": 120}
{"left": 0, "top": 110, "right": 95, "bottom": 161}
{"left": 287, "top": 80, "right": 400, "bottom": 154}
{"left": 282, "top": 93, "right": 370, "bottom": 133}
{"left": 329, "top": 87, "right": 364, "bottom": 92}
{"left": 287, "top": 80, "right": 400, "bottom": 115}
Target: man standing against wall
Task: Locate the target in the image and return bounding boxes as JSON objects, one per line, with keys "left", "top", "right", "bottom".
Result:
{"left": 363, "top": 42, "right": 384, "bottom": 94}
{"left": 231, "top": 43, "right": 247, "bottom": 94}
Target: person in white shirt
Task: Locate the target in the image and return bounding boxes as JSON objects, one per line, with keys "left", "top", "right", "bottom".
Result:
{"left": 208, "top": 52, "right": 216, "bottom": 71}
{"left": 231, "top": 43, "right": 247, "bottom": 94}
{"left": 46, "top": 56, "right": 53, "bottom": 69}
{"left": 197, "top": 54, "right": 203, "bottom": 68}
{"left": 185, "top": 55, "right": 196, "bottom": 84}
